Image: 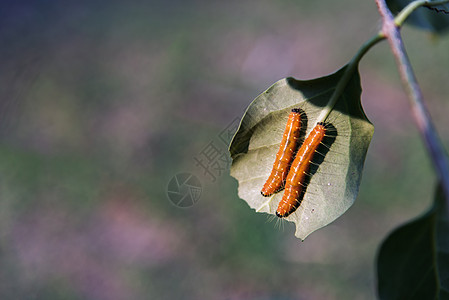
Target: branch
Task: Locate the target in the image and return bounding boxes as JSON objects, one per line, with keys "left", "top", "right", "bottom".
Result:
{"left": 375, "top": 0, "right": 449, "bottom": 205}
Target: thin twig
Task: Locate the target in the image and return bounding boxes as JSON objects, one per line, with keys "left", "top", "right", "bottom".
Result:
{"left": 375, "top": 0, "right": 449, "bottom": 205}
{"left": 394, "top": 0, "right": 449, "bottom": 26}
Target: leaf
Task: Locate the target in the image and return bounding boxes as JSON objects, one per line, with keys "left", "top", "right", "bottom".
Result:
{"left": 378, "top": 185, "right": 449, "bottom": 298}
{"left": 387, "top": 0, "right": 449, "bottom": 33}
{"left": 229, "top": 66, "right": 374, "bottom": 240}
{"left": 377, "top": 183, "right": 449, "bottom": 299}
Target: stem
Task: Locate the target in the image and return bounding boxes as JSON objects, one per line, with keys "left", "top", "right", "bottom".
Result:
{"left": 375, "top": 0, "right": 449, "bottom": 204}
{"left": 395, "top": 0, "right": 449, "bottom": 26}
{"left": 316, "top": 33, "right": 384, "bottom": 123}
{"left": 317, "top": 0, "right": 449, "bottom": 124}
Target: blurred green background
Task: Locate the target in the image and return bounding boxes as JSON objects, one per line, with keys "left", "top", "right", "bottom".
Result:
{"left": 1, "top": 0, "right": 449, "bottom": 299}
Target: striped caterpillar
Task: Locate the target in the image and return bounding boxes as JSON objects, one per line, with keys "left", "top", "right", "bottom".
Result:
{"left": 260, "top": 108, "right": 304, "bottom": 197}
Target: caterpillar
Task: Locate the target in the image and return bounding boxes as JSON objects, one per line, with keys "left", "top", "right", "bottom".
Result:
{"left": 261, "top": 108, "right": 304, "bottom": 197}
{"left": 276, "top": 122, "right": 327, "bottom": 218}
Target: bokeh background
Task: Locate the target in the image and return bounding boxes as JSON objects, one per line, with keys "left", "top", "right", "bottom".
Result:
{"left": 1, "top": 0, "right": 449, "bottom": 299}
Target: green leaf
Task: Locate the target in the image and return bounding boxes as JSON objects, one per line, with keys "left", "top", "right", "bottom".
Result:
{"left": 229, "top": 66, "right": 374, "bottom": 240}
{"left": 377, "top": 184, "right": 449, "bottom": 299}
{"left": 387, "top": 0, "right": 449, "bottom": 33}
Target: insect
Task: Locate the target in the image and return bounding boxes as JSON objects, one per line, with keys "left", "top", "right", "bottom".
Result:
{"left": 261, "top": 108, "right": 304, "bottom": 197}
{"left": 276, "top": 122, "right": 327, "bottom": 218}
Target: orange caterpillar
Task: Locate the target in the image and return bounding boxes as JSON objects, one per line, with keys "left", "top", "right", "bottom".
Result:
{"left": 261, "top": 108, "right": 303, "bottom": 197}
{"left": 276, "top": 122, "right": 326, "bottom": 218}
